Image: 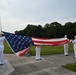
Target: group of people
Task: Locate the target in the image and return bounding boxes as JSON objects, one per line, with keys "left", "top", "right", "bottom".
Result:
{"left": 64, "top": 35, "right": 76, "bottom": 58}
{"left": 36, "top": 35, "right": 76, "bottom": 60}
{"left": 0, "top": 32, "right": 76, "bottom": 65}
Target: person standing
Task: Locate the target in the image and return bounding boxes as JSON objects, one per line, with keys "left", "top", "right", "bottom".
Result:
{"left": 0, "top": 32, "right": 5, "bottom": 65}
{"left": 64, "top": 35, "right": 69, "bottom": 56}
{"left": 36, "top": 45, "right": 42, "bottom": 61}
{"left": 72, "top": 36, "right": 76, "bottom": 58}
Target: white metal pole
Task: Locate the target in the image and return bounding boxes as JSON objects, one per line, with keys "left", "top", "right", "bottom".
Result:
{"left": 0, "top": 16, "right": 2, "bottom": 32}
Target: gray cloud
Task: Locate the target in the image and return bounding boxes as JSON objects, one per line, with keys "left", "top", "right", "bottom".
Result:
{"left": 1, "top": 0, "right": 76, "bottom": 32}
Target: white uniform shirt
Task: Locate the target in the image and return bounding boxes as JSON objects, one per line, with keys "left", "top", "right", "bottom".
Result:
{"left": 0, "top": 36, "right": 5, "bottom": 49}
{"left": 72, "top": 39, "right": 76, "bottom": 50}
{"left": 64, "top": 37, "right": 69, "bottom": 50}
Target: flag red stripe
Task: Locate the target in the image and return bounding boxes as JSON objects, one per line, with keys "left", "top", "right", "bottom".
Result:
{"left": 33, "top": 39, "right": 68, "bottom": 44}
{"left": 16, "top": 47, "right": 30, "bottom": 57}
{"left": 32, "top": 37, "right": 69, "bottom": 46}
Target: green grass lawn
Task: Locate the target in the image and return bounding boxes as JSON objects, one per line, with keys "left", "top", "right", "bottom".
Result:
{"left": 4, "top": 41, "right": 13, "bottom": 54}
{"left": 63, "top": 63, "right": 76, "bottom": 72}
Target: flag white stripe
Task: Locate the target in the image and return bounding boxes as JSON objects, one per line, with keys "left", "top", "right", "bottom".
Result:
{"left": 32, "top": 38, "right": 67, "bottom": 42}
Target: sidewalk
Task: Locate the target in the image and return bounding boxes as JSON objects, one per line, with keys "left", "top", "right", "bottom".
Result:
{"left": 1, "top": 53, "right": 76, "bottom": 75}
{"left": 0, "top": 59, "right": 15, "bottom": 75}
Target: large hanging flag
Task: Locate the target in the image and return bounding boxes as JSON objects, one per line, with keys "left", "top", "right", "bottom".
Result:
{"left": 3, "top": 32, "right": 69, "bottom": 57}
{"left": 3, "top": 32, "right": 34, "bottom": 57}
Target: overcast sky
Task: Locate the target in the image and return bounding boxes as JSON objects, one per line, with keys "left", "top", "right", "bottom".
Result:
{"left": 0, "top": 0, "right": 76, "bottom": 33}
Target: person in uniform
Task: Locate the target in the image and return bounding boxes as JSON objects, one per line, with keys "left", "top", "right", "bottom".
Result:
{"left": 72, "top": 36, "right": 76, "bottom": 58}
{"left": 36, "top": 45, "right": 42, "bottom": 61}
{"left": 64, "top": 35, "right": 69, "bottom": 56}
{"left": 0, "top": 32, "right": 5, "bottom": 65}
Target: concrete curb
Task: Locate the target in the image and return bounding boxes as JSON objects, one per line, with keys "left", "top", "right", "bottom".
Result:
{"left": 1, "top": 59, "right": 15, "bottom": 75}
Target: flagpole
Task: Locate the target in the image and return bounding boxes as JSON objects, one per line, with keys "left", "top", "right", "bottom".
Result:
{"left": 0, "top": 16, "right": 2, "bottom": 32}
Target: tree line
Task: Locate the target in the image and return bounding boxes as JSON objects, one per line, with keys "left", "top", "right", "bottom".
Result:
{"left": 15, "top": 22, "right": 76, "bottom": 39}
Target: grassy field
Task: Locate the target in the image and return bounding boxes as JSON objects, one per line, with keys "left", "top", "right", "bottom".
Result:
{"left": 4, "top": 41, "right": 73, "bottom": 55}
{"left": 63, "top": 63, "right": 76, "bottom": 72}
{"left": 4, "top": 41, "right": 13, "bottom": 54}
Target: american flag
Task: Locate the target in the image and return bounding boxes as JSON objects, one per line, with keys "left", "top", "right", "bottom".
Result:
{"left": 3, "top": 32, "right": 34, "bottom": 57}
{"left": 3, "top": 32, "right": 69, "bottom": 57}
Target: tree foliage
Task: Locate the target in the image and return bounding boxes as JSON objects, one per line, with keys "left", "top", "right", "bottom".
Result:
{"left": 15, "top": 22, "right": 76, "bottom": 39}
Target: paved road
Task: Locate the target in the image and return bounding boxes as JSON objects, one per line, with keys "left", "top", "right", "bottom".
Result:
{"left": 5, "top": 53, "right": 76, "bottom": 75}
